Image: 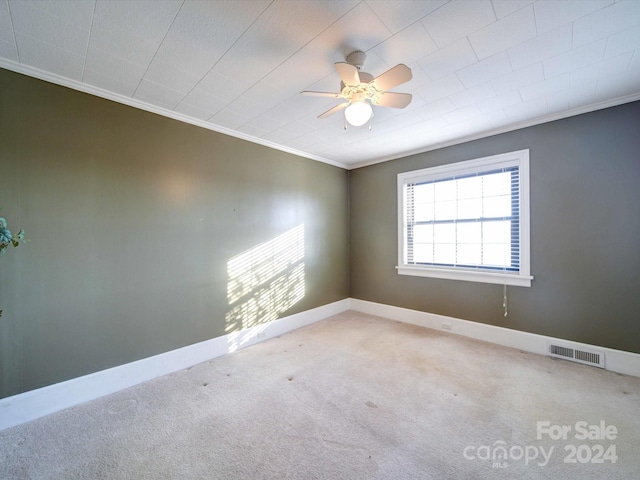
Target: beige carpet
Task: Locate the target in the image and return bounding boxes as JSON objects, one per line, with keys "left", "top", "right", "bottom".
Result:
{"left": 1, "top": 311, "right": 639, "bottom": 479}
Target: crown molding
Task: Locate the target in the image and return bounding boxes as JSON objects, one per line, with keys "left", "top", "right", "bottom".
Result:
{"left": 347, "top": 92, "right": 640, "bottom": 170}
{"left": 0, "top": 58, "right": 349, "bottom": 170}
{"left": 2, "top": 58, "right": 638, "bottom": 172}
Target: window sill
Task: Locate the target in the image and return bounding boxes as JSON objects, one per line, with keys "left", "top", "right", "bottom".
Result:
{"left": 396, "top": 265, "right": 533, "bottom": 287}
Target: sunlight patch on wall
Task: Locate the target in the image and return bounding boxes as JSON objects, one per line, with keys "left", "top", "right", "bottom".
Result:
{"left": 225, "top": 225, "right": 305, "bottom": 350}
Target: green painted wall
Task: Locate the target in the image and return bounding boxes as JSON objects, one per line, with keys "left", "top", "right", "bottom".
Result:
{"left": 2, "top": 65, "right": 639, "bottom": 400}
{"left": 350, "top": 101, "right": 640, "bottom": 355}
{"left": 0, "top": 69, "right": 349, "bottom": 399}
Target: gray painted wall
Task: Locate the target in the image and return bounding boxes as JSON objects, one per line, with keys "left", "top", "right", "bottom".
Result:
{"left": 0, "top": 69, "right": 349, "bottom": 399}
{"left": 350, "top": 101, "right": 640, "bottom": 355}
{"left": 2, "top": 66, "right": 639, "bottom": 401}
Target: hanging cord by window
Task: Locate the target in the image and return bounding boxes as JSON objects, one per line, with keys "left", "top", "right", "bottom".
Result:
{"left": 501, "top": 263, "right": 508, "bottom": 317}
{"left": 503, "top": 284, "right": 508, "bottom": 317}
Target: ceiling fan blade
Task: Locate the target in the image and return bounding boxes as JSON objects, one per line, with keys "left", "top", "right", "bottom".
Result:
{"left": 318, "top": 102, "right": 349, "bottom": 119}
{"left": 335, "top": 62, "right": 361, "bottom": 87}
{"left": 301, "top": 91, "right": 341, "bottom": 98}
{"left": 372, "top": 92, "right": 413, "bottom": 109}
{"left": 370, "top": 64, "right": 412, "bottom": 92}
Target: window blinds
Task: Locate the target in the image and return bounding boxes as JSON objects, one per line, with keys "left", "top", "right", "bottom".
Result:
{"left": 404, "top": 166, "right": 520, "bottom": 272}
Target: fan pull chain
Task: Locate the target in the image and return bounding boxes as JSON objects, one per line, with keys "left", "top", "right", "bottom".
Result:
{"left": 503, "top": 284, "right": 508, "bottom": 317}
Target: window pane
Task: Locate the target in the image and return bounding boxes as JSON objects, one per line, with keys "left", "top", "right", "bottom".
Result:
{"left": 413, "top": 183, "right": 434, "bottom": 204}
{"left": 434, "top": 243, "right": 456, "bottom": 264}
{"left": 457, "top": 222, "right": 481, "bottom": 244}
{"left": 413, "top": 243, "right": 434, "bottom": 263}
{"left": 483, "top": 195, "right": 511, "bottom": 217}
{"left": 413, "top": 224, "right": 433, "bottom": 243}
{"left": 457, "top": 199, "right": 482, "bottom": 219}
{"left": 483, "top": 172, "right": 511, "bottom": 196}
{"left": 457, "top": 176, "right": 483, "bottom": 199}
{"left": 414, "top": 202, "right": 435, "bottom": 221}
{"left": 434, "top": 223, "right": 456, "bottom": 244}
{"left": 483, "top": 221, "right": 510, "bottom": 244}
{"left": 457, "top": 243, "right": 482, "bottom": 265}
{"left": 434, "top": 179, "right": 456, "bottom": 200}
{"left": 434, "top": 200, "right": 457, "bottom": 220}
{"left": 482, "top": 244, "right": 511, "bottom": 267}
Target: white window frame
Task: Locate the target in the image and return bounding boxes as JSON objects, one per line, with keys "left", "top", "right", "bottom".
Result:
{"left": 397, "top": 149, "right": 532, "bottom": 287}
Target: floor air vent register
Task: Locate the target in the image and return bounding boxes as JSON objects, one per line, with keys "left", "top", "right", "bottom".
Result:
{"left": 547, "top": 342, "right": 605, "bottom": 368}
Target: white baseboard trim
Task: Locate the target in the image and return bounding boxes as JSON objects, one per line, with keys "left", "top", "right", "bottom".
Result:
{"left": 4, "top": 297, "right": 636, "bottom": 431}
{"left": 349, "top": 298, "right": 640, "bottom": 378}
{"left": 0, "top": 299, "right": 350, "bottom": 431}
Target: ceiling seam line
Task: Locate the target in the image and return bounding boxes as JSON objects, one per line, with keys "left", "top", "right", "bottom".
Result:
{"left": 362, "top": 0, "right": 393, "bottom": 41}
{"left": 490, "top": 0, "right": 498, "bottom": 21}
{"left": 80, "top": 0, "right": 97, "bottom": 83}
{"left": 132, "top": 0, "right": 186, "bottom": 97}
{"left": 5, "top": 31, "right": 83, "bottom": 64}
{"left": 178, "top": 0, "right": 275, "bottom": 114}
{"left": 6, "top": 0, "right": 20, "bottom": 62}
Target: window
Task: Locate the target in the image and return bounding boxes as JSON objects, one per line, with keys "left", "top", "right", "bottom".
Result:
{"left": 397, "top": 149, "right": 532, "bottom": 287}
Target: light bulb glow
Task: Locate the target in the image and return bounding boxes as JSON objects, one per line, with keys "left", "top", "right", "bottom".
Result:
{"left": 344, "top": 101, "right": 372, "bottom": 127}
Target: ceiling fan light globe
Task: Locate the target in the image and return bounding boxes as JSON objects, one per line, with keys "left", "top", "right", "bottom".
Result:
{"left": 345, "top": 102, "right": 372, "bottom": 127}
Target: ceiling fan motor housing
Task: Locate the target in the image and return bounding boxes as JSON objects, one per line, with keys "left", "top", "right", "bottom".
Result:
{"left": 339, "top": 71, "right": 373, "bottom": 92}
{"left": 346, "top": 50, "right": 367, "bottom": 70}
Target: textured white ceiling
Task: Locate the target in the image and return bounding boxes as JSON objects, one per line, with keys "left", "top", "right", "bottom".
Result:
{"left": 1, "top": 0, "right": 639, "bottom": 169}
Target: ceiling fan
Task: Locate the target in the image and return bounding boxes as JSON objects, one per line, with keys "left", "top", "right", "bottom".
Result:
{"left": 301, "top": 51, "right": 413, "bottom": 128}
